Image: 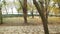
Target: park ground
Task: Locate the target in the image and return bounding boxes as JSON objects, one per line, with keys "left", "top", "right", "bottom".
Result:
{"left": 0, "top": 16, "right": 60, "bottom": 34}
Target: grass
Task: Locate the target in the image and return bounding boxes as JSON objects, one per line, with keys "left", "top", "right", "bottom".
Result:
{"left": 48, "top": 17, "right": 60, "bottom": 24}
{"left": 0, "top": 16, "right": 59, "bottom": 26}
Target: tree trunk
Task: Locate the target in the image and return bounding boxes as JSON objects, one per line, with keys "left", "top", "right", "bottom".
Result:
{"left": 11, "top": 7, "right": 13, "bottom": 14}
{"left": 0, "top": 7, "right": 3, "bottom": 24}
{"left": 5, "top": 6, "right": 8, "bottom": 14}
{"left": 23, "top": 0, "right": 27, "bottom": 23}
{"left": 31, "top": 9, "right": 34, "bottom": 18}
{"left": 33, "top": 0, "right": 49, "bottom": 34}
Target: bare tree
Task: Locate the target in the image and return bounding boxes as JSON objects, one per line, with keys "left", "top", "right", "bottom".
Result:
{"left": 31, "top": 9, "right": 34, "bottom": 18}
{"left": 33, "top": 0, "right": 49, "bottom": 34}
{"left": 0, "top": 0, "right": 3, "bottom": 24}
{"left": 23, "top": 0, "right": 27, "bottom": 23}
{"left": 19, "top": 0, "right": 27, "bottom": 23}
{"left": 11, "top": 7, "right": 13, "bottom": 14}
{"left": 3, "top": 0, "right": 8, "bottom": 14}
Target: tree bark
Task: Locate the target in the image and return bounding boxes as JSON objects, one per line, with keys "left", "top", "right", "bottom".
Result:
{"left": 33, "top": 0, "right": 49, "bottom": 34}
{"left": 23, "top": 0, "right": 27, "bottom": 23}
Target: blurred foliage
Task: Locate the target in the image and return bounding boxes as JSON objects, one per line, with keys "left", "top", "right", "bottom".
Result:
{"left": 53, "top": 0, "right": 60, "bottom": 3}
{"left": 1, "top": 0, "right": 60, "bottom": 15}
{"left": 47, "top": 0, "right": 60, "bottom": 15}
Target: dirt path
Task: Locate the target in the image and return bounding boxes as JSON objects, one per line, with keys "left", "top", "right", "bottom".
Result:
{"left": 0, "top": 25, "right": 60, "bottom": 34}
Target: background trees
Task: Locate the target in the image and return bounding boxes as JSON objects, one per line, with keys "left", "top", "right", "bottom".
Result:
{"left": 0, "top": 0, "right": 60, "bottom": 34}
{"left": 48, "top": 0, "right": 60, "bottom": 16}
